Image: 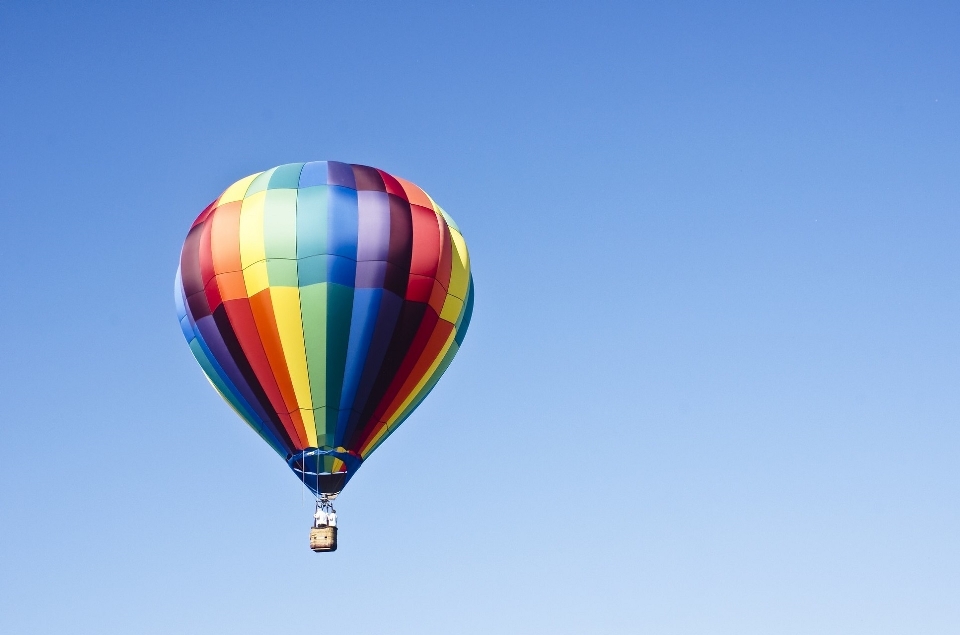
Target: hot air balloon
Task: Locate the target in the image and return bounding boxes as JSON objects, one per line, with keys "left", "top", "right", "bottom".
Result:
{"left": 175, "top": 162, "right": 473, "bottom": 551}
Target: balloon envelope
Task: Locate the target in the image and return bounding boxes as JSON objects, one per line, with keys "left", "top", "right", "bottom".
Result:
{"left": 176, "top": 162, "right": 473, "bottom": 494}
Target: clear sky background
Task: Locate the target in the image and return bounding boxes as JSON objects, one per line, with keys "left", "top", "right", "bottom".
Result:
{"left": 1, "top": 1, "right": 958, "bottom": 633}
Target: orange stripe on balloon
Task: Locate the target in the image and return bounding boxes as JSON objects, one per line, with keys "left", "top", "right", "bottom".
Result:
{"left": 222, "top": 297, "right": 306, "bottom": 449}
{"left": 210, "top": 201, "right": 243, "bottom": 275}
{"left": 214, "top": 271, "right": 247, "bottom": 302}
{"left": 393, "top": 176, "right": 433, "bottom": 209}
{"left": 247, "top": 289, "right": 309, "bottom": 447}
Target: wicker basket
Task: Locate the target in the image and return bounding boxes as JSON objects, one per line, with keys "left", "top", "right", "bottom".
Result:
{"left": 310, "top": 526, "right": 338, "bottom": 552}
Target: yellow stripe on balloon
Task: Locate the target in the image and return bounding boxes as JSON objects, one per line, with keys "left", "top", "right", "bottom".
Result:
{"left": 238, "top": 190, "right": 267, "bottom": 269}
{"left": 217, "top": 172, "right": 261, "bottom": 206}
{"left": 243, "top": 261, "right": 270, "bottom": 296}
{"left": 270, "top": 286, "right": 318, "bottom": 447}
{"left": 295, "top": 409, "right": 318, "bottom": 447}
{"left": 439, "top": 227, "right": 470, "bottom": 321}
{"left": 447, "top": 229, "right": 470, "bottom": 300}
{"left": 439, "top": 293, "right": 464, "bottom": 323}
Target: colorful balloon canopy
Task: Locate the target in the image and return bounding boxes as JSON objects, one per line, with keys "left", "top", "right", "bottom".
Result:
{"left": 176, "top": 162, "right": 473, "bottom": 495}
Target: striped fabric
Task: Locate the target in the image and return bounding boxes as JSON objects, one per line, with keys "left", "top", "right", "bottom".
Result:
{"left": 176, "top": 162, "right": 473, "bottom": 494}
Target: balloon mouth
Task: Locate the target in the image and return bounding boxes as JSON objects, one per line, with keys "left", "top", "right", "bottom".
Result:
{"left": 288, "top": 448, "right": 362, "bottom": 496}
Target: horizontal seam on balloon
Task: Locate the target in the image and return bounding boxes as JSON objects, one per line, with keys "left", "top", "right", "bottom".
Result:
{"left": 230, "top": 260, "right": 448, "bottom": 292}
{"left": 241, "top": 186, "right": 410, "bottom": 197}
{"left": 239, "top": 256, "right": 437, "bottom": 270}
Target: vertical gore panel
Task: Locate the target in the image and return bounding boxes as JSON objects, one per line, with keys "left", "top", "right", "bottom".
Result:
{"left": 268, "top": 163, "right": 304, "bottom": 189}
{"left": 337, "top": 288, "right": 383, "bottom": 438}
{"left": 447, "top": 229, "right": 470, "bottom": 300}
{"left": 344, "top": 301, "right": 429, "bottom": 447}
{"left": 363, "top": 308, "right": 444, "bottom": 431}
{"left": 356, "top": 191, "right": 391, "bottom": 262}
{"left": 327, "top": 186, "right": 359, "bottom": 260}
{"left": 393, "top": 176, "right": 433, "bottom": 209}
{"left": 387, "top": 195, "right": 413, "bottom": 269}
{"left": 435, "top": 215, "right": 453, "bottom": 291}
{"left": 263, "top": 189, "right": 298, "bottom": 260}
{"left": 218, "top": 173, "right": 260, "bottom": 205}
{"left": 409, "top": 204, "right": 442, "bottom": 278}
{"left": 180, "top": 224, "right": 205, "bottom": 296}
{"left": 213, "top": 299, "right": 296, "bottom": 452}
{"left": 299, "top": 283, "right": 328, "bottom": 439}
{"left": 248, "top": 290, "right": 304, "bottom": 422}
{"left": 204, "top": 272, "right": 224, "bottom": 313}
{"left": 191, "top": 200, "right": 217, "bottom": 229}
{"left": 382, "top": 320, "right": 455, "bottom": 424}
{"left": 239, "top": 191, "right": 267, "bottom": 269}
{"left": 455, "top": 275, "right": 475, "bottom": 346}
{"left": 270, "top": 286, "right": 316, "bottom": 447}
{"left": 352, "top": 165, "right": 385, "bottom": 191}
{"left": 324, "top": 283, "right": 354, "bottom": 436}
{"left": 245, "top": 168, "right": 276, "bottom": 198}
{"left": 341, "top": 290, "right": 403, "bottom": 440}
{"left": 210, "top": 201, "right": 243, "bottom": 274}
{"left": 377, "top": 169, "right": 406, "bottom": 198}
{"left": 222, "top": 298, "right": 301, "bottom": 448}
{"left": 296, "top": 186, "right": 327, "bottom": 258}
{"left": 198, "top": 214, "right": 217, "bottom": 287}
{"left": 326, "top": 162, "right": 356, "bottom": 189}
{"left": 358, "top": 323, "right": 456, "bottom": 453}
{"left": 298, "top": 161, "right": 328, "bottom": 188}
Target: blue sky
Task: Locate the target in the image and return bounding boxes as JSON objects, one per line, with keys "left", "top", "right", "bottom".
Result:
{"left": 1, "top": 1, "right": 958, "bottom": 633}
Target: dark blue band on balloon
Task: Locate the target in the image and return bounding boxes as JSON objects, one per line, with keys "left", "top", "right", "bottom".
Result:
{"left": 287, "top": 448, "right": 362, "bottom": 496}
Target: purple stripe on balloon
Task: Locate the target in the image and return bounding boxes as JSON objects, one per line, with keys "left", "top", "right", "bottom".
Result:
{"left": 327, "top": 161, "right": 356, "bottom": 189}
{"left": 186, "top": 290, "right": 211, "bottom": 320}
{"left": 355, "top": 260, "right": 387, "bottom": 288}
{"left": 356, "top": 191, "right": 391, "bottom": 262}
{"left": 352, "top": 165, "right": 385, "bottom": 192}
{"left": 180, "top": 224, "right": 206, "bottom": 297}
{"left": 382, "top": 261, "right": 407, "bottom": 297}
{"left": 194, "top": 314, "right": 281, "bottom": 441}
{"left": 387, "top": 194, "right": 413, "bottom": 266}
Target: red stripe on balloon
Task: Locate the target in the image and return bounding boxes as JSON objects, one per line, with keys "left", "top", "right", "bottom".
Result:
{"left": 222, "top": 297, "right": 306, "bottom": 449}
{"left": 377, "top": 169, "right": 406, "bottom": 198}
{"left": 435, "top": 214, "right": 453, "bottom": 293}
{"left": 198, "top": 212, "right": 217, "bottom": 288}
{"left": 409, "top": 204, "right": 442, "bottom": 278}
{"left": 359, "top": 318, "right": 455, "bottom": 450}
{"left": 190, "top": 199, "right": 217, "bottom": 229}
{"left": 365, "top": 306, "right": 440, "bottom": 427}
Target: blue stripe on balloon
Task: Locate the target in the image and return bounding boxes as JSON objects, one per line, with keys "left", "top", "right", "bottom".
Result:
{"left": 327, "top": 186, "right": 359, "bottom": 261}
{"left": 298, "top": 161, "right": 328, "bottom": 188}
{"left": 335, "top": 288, "right": 383, "bottom": 443}
{"left": 339, "top": 289, "right": 403, "bottom": 445}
